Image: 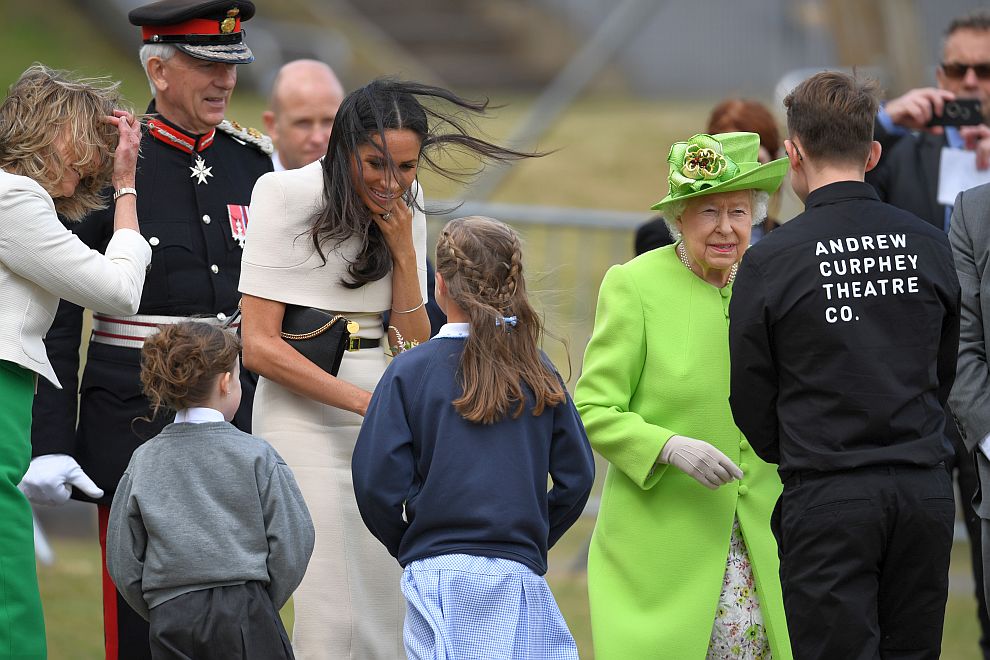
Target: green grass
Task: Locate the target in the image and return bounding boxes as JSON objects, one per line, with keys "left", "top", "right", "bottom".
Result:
{"left": 36, "top": 516, "right": 986, "bottom": 659}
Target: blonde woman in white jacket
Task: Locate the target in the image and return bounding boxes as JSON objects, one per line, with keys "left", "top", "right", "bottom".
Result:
{"left": 0, "top": 64, "right": 150, "bottom": 658}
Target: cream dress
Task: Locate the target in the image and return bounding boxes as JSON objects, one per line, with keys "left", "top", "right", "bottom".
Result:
{"left": 239, "top": 160, "right": 428, "bottom": 660}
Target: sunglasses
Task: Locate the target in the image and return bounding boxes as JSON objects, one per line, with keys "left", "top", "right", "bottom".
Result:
{"left": 941, "top": 62, "right": 990, "bottom": 80}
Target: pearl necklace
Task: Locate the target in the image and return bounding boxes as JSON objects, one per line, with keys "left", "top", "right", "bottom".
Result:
{"left": 677, "top": 241, "right": 738, "bottom": 286}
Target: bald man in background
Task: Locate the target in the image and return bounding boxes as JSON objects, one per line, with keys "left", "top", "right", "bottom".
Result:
{"left": 263, "top": 59, "right": 345, "bottom": 171}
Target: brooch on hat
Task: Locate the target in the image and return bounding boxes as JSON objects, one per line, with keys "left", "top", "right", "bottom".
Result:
{"left": 682, "top": 144, "right": 727, "bottom": 181}
{"left": 667, "top": 134, "right": 740, "bottom": 195}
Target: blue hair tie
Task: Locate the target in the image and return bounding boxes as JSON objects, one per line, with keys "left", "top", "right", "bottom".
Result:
{"left": 496, "top": 315, "right": 518, "bottom": 328}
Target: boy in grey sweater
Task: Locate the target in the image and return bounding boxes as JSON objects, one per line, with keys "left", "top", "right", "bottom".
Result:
{"left": 106, "top": 322, "right": 314, "bottom": 660}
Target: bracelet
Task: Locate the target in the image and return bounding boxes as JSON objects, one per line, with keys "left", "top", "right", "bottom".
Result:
{"left": 392, "top": 299, "right": 425, "bottom": 314}
{"left": 113, "top": 187, "right": 137, "bottom": 202}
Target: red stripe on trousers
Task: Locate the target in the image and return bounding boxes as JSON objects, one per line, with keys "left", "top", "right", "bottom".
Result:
{"left": 98, "top": 505, "right": 119, "bottom": 660}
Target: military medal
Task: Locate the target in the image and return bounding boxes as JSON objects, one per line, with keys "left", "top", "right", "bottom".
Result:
{"left": 189, "top": 155, "right": 213, "bottom": 185}
{"left": 227, "top": 204, "right": 249, "bottom": 248}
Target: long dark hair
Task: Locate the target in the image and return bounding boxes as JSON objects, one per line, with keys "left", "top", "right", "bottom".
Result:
{"left": 312, "top": 78, "right": 537, "bottom": 288}
{"left": 436, "top": 216, "right": 565, "bottom": 424}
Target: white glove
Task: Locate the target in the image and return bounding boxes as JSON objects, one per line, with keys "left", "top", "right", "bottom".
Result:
{"left": 18, "top": 454, "right": 104, "bottom": 506}
{"left": 658, "top": 435, "right": 744, "bottom": 490}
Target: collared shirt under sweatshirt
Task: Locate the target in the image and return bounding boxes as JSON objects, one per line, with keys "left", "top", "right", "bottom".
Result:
{"left": 728, "top": 180, "right": 960, "bottom": 476}
{"left": 106, "top": 417, "right": 314, "bottom": 620}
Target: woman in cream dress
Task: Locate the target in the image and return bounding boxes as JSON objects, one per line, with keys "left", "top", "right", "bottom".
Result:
{"left": 239, "top": 78, "right": 536, "bottom": 659}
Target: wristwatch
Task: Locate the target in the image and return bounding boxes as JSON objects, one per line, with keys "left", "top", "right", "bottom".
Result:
{"left": 113, "top": 187, "right": 138, "bottom": 202}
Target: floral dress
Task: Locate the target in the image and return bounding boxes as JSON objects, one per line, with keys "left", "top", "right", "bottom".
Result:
{"left": 707, "top": 517, "right": 772, "bottom": 659}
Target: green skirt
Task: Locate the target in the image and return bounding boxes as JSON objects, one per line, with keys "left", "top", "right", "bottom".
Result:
{"left": 0, "top": 361, "right": 46, "bottom": 659}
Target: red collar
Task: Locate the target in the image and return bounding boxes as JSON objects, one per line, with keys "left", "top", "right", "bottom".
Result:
{"left": 147, "top": 118, "right": 216, "bottom": 154}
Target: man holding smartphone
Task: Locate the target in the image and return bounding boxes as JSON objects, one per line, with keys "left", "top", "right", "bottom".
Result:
{"left": 869, "top": 11, "right": 990, "bottom": 230}
{"left": 866, "top": 11, "right": 990, "bottom": 659}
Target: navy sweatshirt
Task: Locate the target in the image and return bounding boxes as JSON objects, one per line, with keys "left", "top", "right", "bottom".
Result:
{"left": 351, "top": 337, "right": 595, "bottom": 575}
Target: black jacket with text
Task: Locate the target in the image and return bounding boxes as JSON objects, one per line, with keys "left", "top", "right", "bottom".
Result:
{"left": 728, "top": 181, "right": 960, "bottom": 476}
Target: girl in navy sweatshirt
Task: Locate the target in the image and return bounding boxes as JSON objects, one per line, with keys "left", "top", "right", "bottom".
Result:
{"left": 352, "top": 215, "right": 595, "bottom": 660}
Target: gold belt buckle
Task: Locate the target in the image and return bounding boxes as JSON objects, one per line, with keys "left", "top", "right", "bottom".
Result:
{"left": 347, "top": 336, "right": 361, "bottom": 352}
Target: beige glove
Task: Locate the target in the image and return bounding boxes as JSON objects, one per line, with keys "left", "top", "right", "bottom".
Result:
{"left": 658, "top": 435, "right": 744, "bottom": 490}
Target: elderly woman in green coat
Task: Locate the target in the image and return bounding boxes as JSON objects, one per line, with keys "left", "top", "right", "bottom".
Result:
{"left": 575, "top": 132, "right": 792, "bottom": 659}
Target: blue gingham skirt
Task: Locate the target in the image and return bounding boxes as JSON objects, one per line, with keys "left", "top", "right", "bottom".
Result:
{"left": 400, "top": 553, "right": 579, "bottom": 660}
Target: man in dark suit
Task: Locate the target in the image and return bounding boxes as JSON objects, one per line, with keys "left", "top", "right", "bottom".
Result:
{"left": 951, "top": 181, "right": 990, "bottom": 654}
{"left": 19, "top": 1, "right": 272, "bottom": 658}
{"left": 866, "top": 13, "right": 990, "bottom": 654}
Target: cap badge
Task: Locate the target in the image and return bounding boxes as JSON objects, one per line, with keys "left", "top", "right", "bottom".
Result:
{"left": 220, "top": 8, "right": 239, "bottom": 34}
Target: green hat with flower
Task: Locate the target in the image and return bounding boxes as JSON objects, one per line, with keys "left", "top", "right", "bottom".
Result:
{"left": 650, "top": 132, "right": 788, "bottom": 213}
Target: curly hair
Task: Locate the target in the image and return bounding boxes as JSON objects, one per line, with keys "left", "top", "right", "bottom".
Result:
{"left": 0, "top": 64, "right": 124, "bottom": 221}
{"left": 140, "top": 322, "right": 241, "bottom": 418}
{"left": 435, "top": 216, "right": 566, "bottom": 424}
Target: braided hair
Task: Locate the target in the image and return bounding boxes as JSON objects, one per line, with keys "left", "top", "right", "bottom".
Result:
{"left": 436, "top": 216, "right": 565, "bottom": 424}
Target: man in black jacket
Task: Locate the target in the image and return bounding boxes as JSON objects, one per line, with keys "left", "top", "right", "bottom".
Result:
{"left": 729, "top": 71, "right": 960, "bottom": 660}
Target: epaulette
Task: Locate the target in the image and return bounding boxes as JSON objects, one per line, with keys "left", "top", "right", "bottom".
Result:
{"left": 217, "top": 119, "right": 273, "bottom": 155}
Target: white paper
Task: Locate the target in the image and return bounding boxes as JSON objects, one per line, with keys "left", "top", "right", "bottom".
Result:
{"left": 937, "top": 147, "right": 990, "bottom": 205}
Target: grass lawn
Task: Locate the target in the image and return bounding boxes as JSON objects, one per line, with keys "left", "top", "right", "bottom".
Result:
{"left": 36, "top": 510, "right": 986, "bottom": 659}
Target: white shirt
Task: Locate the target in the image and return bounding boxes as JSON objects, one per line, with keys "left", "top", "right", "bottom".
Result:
{"left": 271, "top": 151, "right": 285, "bottom": 172}
{"left": 979, "top": 433, "right": 990, "bottom": 461}
{"left": 174, "top": 407, "right": 225, "bottom": 424}
{"left": 433, "top": 322, "right": 469, "bottom": 339}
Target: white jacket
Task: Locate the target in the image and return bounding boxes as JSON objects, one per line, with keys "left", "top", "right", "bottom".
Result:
{"left": 0, "top": 168, "right": 151, "bottom": 387}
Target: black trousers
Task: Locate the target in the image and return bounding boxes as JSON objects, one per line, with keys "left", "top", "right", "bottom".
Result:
{"left": 149, "top": 582, "right": 294, "bottom": 660}
{"left": 773, "top": 464, "right": 954, "bottom": 660}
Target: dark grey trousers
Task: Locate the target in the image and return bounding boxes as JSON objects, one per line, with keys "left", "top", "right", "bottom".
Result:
{"left": 149, "top": 582, "right": 294, "bottom": 660}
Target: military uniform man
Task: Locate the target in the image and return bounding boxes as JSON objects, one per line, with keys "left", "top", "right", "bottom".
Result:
{"left": 22, "top": 1, "right": 272, "bottom": 657}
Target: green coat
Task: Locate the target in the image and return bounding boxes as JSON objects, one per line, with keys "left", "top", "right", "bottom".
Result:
{"left": 575, "top": 245, "right": 792, "bottom": 660}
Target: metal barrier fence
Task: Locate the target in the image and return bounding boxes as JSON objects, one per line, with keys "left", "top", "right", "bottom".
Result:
{"left": 428, "top": 201, "right": 647, "bottom": 385}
